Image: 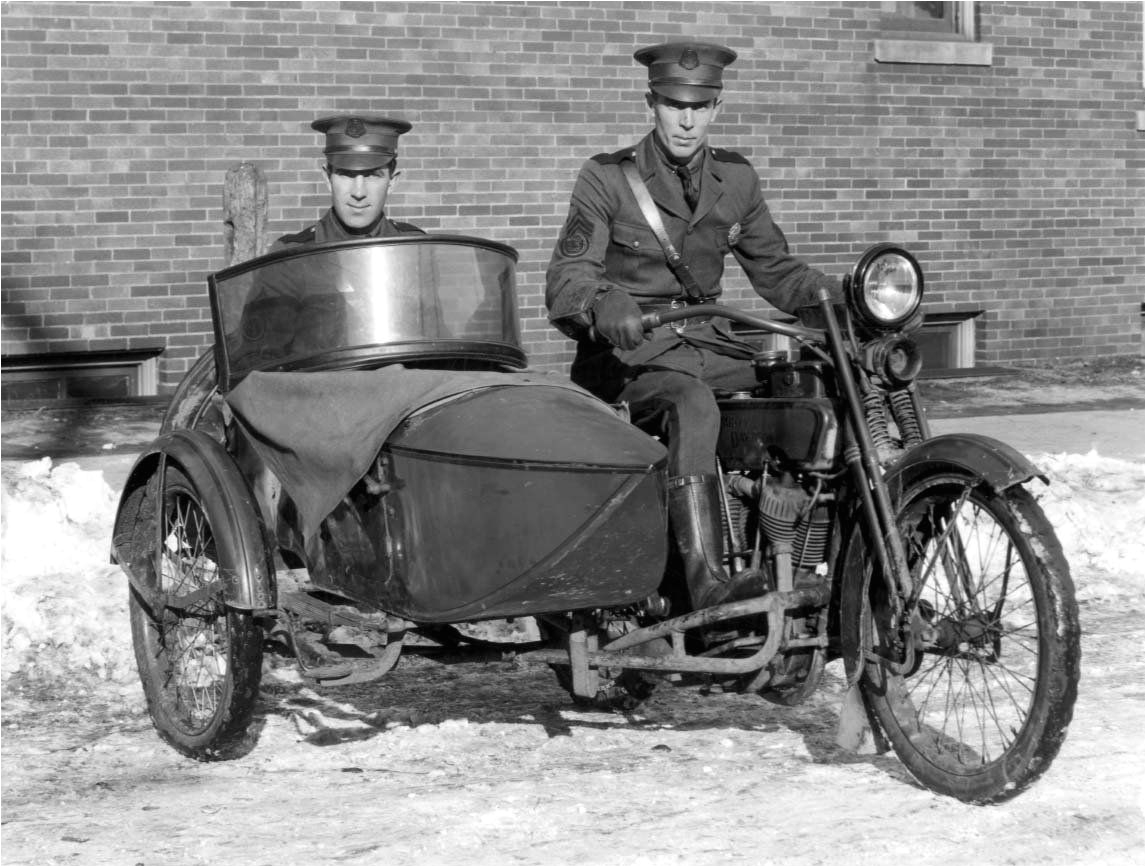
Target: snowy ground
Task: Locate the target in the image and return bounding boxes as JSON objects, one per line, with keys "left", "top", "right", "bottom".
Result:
{"left": 1, "top": 450, "right": 1144, "bottom": 865}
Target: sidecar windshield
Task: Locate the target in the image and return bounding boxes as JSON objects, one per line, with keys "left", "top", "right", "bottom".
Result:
{"left": 208, "top": 235, "right": 524, "bottom": 392}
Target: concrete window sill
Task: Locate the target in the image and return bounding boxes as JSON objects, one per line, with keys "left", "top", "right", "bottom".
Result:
{"left": 874, "top": 39, "right": 993, "bottom": 66}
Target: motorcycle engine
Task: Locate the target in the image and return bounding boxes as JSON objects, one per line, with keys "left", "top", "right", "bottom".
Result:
{"left": 717, "top": 352, "right": 840, "bottom": 581}
{"left": 715, "top": 354, "right": 840, "bottom": 473}
{"left": 724, "top": 472, "right": 832, "bottom": 578}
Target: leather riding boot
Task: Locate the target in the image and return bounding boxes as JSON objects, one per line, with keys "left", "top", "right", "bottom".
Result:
{"left": 667, "top": 474, "right": 766, "bottom": 610}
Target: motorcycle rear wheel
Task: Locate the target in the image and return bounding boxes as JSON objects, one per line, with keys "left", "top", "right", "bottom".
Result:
{"left": 550, "top": 663, "right": 658, "bottom": 712}
{"left": 129, "top": 467, "right": 263, "bottom": 760}
{"left": 862, "top": 475, "right": 1079, "bottom": 804}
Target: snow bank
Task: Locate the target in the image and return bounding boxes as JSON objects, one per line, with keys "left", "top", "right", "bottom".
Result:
{"left": 1, "top": 458, "right": 136, "bottom": 689}
{"left": 1026, "top": 450, "right": 1146, "bottom": 603}
{"left": 1, "top": 450, "right": 1142, "bottom": 692}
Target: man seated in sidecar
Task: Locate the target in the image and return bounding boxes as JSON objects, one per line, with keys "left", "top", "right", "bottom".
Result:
{"left": 238, "top": 114, "right": 430, "bottom": 363}
{"left": 274, "top": 113, "right": 425, "bottom": 249}
{"left": 546, "top": 41, "right": 845, "bottom": 612}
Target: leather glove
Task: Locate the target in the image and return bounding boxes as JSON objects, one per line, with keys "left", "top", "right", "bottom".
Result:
{"left": 591, "top": 289, "right": 646, "bottom": 351}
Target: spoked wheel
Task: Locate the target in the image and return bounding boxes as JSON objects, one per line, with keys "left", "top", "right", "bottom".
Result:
{"left": 543, "top": 617, "right": 663, "bottom": 712}
{"left": 129, "top": 466, "right": 263, "bottom": 760}
{"left": 862, "top": 475, "right": 1080, "bottom": 803}
{"left": 759, "top": 646, "right": 826, "bottom": 707}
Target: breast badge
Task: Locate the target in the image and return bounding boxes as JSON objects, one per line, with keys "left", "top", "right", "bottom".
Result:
{"left": 728, "top": 222, "right": 742, "bottom": 247}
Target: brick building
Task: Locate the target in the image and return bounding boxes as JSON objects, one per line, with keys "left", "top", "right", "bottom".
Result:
{"left": 2, "top": 1, "right": 1142, "bottom": 398}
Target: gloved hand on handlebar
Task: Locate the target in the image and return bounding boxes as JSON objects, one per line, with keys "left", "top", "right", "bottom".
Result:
{"left": 591, "top": 288, "right": 646, "bottom": 350}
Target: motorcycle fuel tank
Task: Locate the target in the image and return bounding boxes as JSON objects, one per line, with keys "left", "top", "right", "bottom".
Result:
{"left": 371, "top": 384, "right": 669, "bottom": 622}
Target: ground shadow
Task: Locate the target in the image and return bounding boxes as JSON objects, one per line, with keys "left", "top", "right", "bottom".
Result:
{"left": 248, "top": 645, "right": 917, "bottom": 791}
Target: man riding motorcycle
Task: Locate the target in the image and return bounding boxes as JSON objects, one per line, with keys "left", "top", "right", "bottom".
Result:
{"left": 545, "top": 40, "right": 843, "bottom": 611}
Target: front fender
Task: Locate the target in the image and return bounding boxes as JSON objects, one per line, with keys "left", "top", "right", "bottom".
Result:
{"left": 885, "top": 432, "right": 1047, "bottom": 496}
{"left": 111, "top": 429, "right": 275, "bottom": 612}
{"left": 836, "top": 432, "right": 1046, "bottom": 684}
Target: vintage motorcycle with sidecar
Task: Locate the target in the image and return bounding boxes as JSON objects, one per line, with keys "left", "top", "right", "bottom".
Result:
{"left": 112, "top": 234, "right": 1079, "bottom": 804}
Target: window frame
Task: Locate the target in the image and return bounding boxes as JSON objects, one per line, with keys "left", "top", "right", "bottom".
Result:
{"left": 874, "top": 1, "right": 993, "bottom": 66}
{"left": 880, "top": 1, "right": 977, "bottom": 41}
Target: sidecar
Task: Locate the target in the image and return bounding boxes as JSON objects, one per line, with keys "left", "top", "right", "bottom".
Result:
{"left": 111, "top": 236, "right": 668, "bottom": 755}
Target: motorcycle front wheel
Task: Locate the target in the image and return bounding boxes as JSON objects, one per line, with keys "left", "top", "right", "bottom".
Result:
{"left": 862, "top": 474, "right": 1079, "bottom": 804}
{"left": 129, "top": 466, "right": 263, "bottom": 760}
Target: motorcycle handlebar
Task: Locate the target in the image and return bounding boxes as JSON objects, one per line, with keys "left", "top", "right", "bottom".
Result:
{"left": 639, "top": 305, "right": 825, "bottom": 343}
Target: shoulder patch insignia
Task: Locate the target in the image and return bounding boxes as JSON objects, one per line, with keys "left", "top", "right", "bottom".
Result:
{"left": 558, "top": 207, "right": 594, "bottom": 259}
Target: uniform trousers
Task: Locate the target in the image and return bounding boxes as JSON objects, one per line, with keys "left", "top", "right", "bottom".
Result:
{"left": 610, "top": 342, "right": 758, "bottom": 478}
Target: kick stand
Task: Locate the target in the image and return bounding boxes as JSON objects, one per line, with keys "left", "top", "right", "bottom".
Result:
{"left": 568, "top": 614, "right": 600, "bottom": 700}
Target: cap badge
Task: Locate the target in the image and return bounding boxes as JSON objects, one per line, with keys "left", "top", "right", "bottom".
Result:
{"left": 680, "top": 47, "right": 700, "bottom": 70}
{"left": 346, "top": 117, "right": 366, "bottom": 138}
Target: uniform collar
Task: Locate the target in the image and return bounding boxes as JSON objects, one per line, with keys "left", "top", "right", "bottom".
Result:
{"left": 636, "top": 132, "right": 725, "bottom": 226}
{"left": 651, "top": 131, "right": 705, "bottom": 176}
{"left": 315, "top": 208, "right": 398, "bottom": 243}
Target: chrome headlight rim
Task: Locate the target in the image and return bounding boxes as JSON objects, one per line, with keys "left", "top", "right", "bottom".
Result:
{"left": 846, "top": 244, "right": 924, "bottom": 332}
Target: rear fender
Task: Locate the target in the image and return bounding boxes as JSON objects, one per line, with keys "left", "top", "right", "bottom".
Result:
{"left": 835, "top": 432, "right": 1046, "bottom": 683}
{"left": 111, "top": 429, "right": 275, "bottom": 612}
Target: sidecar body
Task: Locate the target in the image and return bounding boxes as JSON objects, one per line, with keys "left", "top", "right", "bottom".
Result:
{"left": 113, "top": 236, "right": 669, "bottom": 624}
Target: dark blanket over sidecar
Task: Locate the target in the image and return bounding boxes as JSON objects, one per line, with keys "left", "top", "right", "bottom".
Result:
{"left": 114, "top": 235, "right": 669, "bottom": 626}
{"left": 225, "top": 367, "right": 668, "bottom": 621}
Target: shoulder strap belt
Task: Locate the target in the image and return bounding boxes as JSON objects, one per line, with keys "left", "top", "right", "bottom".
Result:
{"left": 620, "top": 159, "right": 706, "bottom": 301}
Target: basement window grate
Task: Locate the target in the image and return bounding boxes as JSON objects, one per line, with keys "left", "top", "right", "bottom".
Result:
{"left": 1, "top": 348, "right": 163, "bottom": 404}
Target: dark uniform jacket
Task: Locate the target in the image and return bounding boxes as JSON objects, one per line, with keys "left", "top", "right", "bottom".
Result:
{"left": 271, "top": 208, "right": 423, "bottom": 250}
{"left": 546, "top": 132, "right": 840, "bottom": 394}
{"left": 238, "top": 209, "right": 424, "bottom": 364}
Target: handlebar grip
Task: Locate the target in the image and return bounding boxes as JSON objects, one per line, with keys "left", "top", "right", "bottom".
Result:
{"left": 640, "top": 312, "right": 662, "bottom": 332}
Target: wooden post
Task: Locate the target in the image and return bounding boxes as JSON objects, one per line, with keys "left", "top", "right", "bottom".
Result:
{"left": 223, "top": 162, "right": 268, "bottom": 267}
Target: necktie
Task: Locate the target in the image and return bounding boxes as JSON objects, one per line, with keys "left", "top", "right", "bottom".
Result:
{"left": 675, "top": 165, "right": 699, "bottom": 211}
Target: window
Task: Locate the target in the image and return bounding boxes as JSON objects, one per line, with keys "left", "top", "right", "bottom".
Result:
{"left": 875, "top": 1, "right": 993, "bottom": 66}
{"left": 882, "top": 1, "right": 975, "bottom": 40}
{"left": 917, "top": 311, "right": 980, "bottom": 372}
{"left": 1, "top": 349, "right": 161, "bottom": 404}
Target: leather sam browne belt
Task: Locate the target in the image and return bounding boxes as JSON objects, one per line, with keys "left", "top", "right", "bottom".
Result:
{"left": 621, "top": 159, "right": 709, "bottom": 302}
{"left": 638, "top": 296, "right": 717, "bottom": 333}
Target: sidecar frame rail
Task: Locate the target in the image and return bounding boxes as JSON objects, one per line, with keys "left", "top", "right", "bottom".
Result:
{"left": 525, "top": 584, "right": 830, "bottom": 677}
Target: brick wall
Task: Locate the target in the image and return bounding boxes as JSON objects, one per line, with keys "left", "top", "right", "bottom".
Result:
{"left": 2, "top": 1, "right": 1142, "bottom": 393}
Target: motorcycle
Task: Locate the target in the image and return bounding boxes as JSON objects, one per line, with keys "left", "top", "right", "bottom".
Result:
{"left": 111, "top": 235, "right": 1080, "bottom": 804}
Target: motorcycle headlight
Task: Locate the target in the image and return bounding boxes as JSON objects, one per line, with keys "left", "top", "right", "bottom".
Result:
{"left": 847, "top": 244, "right": 923, "bottom": 332}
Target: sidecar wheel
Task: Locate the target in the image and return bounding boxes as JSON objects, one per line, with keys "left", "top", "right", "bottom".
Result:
{"left": 129, "top": 466, "right": 263, "bottom": 760}
{"left": 861, "top": 476, "right": 1079, "bottom": 804}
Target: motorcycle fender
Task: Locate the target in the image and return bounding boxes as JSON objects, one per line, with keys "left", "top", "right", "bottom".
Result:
{"left": 111, "top": 429, "right": 275, "bottom": 612}
{"left": 836, "top": 432, "right": 1046, "bottom": 684}
{"left": 884, "top": 432, "right": 1047, "bottom": 497}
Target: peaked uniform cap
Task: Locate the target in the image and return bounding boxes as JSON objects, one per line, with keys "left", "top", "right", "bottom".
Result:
{"left": 311, "top": 115, "right": 412, "bottom": 170}
{"left": 634, "top": 41, "right": 737, "bottom": 103}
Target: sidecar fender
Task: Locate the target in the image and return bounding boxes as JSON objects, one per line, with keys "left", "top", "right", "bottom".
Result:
{"left": 836, "top": 432, "right": 1046, "bottom": 685}
{"left": 111, "top": 429, "right": 275, "bottom": 612}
